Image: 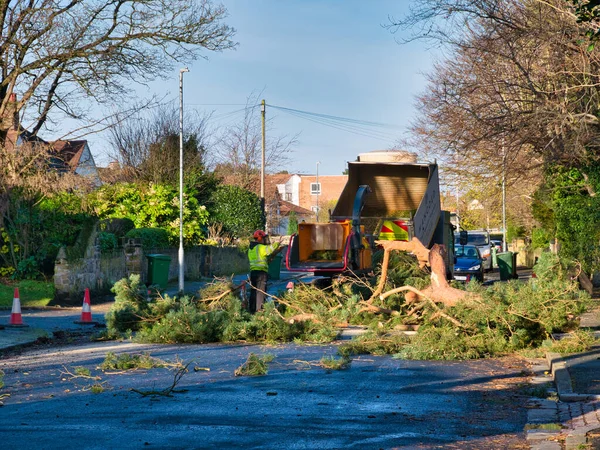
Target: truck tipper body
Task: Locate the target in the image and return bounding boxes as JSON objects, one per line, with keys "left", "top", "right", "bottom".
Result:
{"left": 285, "top": 151, "right": 454, "bottom": 276}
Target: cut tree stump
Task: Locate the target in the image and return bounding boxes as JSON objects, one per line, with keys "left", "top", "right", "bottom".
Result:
{"left": 371, "top": 239, "right": 475, "bottom": 308}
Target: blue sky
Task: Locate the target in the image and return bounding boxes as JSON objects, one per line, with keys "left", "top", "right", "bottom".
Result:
{"left": 96, "top": 1, "right": 438, "bottom": 176}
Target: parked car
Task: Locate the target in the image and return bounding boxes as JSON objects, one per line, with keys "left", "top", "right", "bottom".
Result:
{"left": 454, "top": 230, "right": 492, "bottom": 271}
{"left": 453, "top": 245, "right": 485, "bottom": 282}
{"left": 491, "top": 239, "right": 503, "bottom": 250}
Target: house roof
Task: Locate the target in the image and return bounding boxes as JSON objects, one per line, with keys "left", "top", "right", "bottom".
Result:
{"left": 278, "top": 199, "right": 313, "bottom": 216}
{"left": 3, "top": 128, "right": 89, "bottom": 174}
{"left": 266, "top": 173, "right": 291, "bottom": 196}
{"left": 4, "top": 128, "right": 47, "bottom": 152}
{"left": 217, "top": 172, "right": 293, "bottom": 200}
{"left": 50, "top": 140, "right": 87, "bottom": 171}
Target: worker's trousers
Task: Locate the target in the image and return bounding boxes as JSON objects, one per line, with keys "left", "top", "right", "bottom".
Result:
{"left": 249, "top": 270, "right": 268, "bottom": 313}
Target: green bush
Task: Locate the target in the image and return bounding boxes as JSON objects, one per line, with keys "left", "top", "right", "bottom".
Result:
{"left": 554, "top": 195, "right": 600, "bottom": 273}
{"left": 531, "top": 227, "right": 551, "bottom": 250}
{"left": 287, "top": 211, "right": 298, "bottom": 235}
{"left": 1, "top": 191, "right": 92, "bottom": 278}
{"left": 125, "top": 228, "right": 170, "bottom": 249}
{"left": 97, "top": 232, "right": 118, "bottom": 253}
{"left": 507, "top": 221, "right": 526, "bottom": 242}
{"left": 208, "top": 185, "right": 265, "bottom": 238}
{"left": 99, "top": 218, "right": 135, "bottom": 239}
{"left": 13, "top": 256, "right": 39, "bottom": 280}
{"left": 89, "top": 182, "right": 209, "bottom": 245}
{"left": 532, "top": 164, "right": 600, "bottom": 273}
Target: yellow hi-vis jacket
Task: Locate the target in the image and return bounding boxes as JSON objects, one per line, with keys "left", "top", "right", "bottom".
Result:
{"left": 248, "top": 242, "right": 280, "bottom": 272}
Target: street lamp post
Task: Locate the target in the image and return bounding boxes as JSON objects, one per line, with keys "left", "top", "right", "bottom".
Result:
{"left": 315, "top": 161, "right": 320, "bottom": 222}
{"left": 179, "top": 67, "right": 189, "bottom": 293}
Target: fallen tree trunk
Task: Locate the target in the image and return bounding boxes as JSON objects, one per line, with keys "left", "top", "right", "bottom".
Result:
{"left": 369, "top": 238, "right": 430, "bottom": 301}
{"left": 371, "top": 239, "right": 476, "bottom": 308}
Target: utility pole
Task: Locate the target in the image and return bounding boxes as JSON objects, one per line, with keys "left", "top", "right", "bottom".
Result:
{"left": 260, "top": 99, "right": 266, "bottom": 228}
{"left": 502, "top": 143, "right": 508, "bottom": 252}
{"left": 178, "top": 67, "right": 188, "bottom": 293}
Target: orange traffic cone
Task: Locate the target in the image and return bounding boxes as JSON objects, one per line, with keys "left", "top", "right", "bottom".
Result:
{"left": 7, "top": 287, "right": 28, "bottom": 327}
{"left": 74, "top": 288, "right": 97, "bottom": 325}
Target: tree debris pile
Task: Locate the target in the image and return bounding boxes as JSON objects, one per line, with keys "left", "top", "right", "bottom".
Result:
{"left": 104, "top": 274, "right": 338, "bottom": 344}
{"left": 104, "top": 251, "right": 594, "bottom": 360}
{"left": 234, "top": 353, "right": 274, "bottom": 376}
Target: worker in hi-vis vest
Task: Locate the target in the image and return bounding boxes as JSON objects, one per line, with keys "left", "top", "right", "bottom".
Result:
{"left": 247, "top": 230, "right": 280, "bottom": 313}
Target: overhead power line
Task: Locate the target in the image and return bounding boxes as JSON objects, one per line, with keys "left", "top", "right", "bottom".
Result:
{"left": 268, "top": 104, "right": 402, "bottom": 129}
{"left": 266, "top": 103, "right": 402, "bottom": 142}
{"left": 188, "top": 101, "right": 402, "bottom": 142}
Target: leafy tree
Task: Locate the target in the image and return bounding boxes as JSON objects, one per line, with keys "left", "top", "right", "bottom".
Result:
{"left": 125, "top": 228, "right": 170, "bottom": 249}
{"left": 208, "top": 185, "right": 265, "bottom": 238}
{"left": 89, "top": 182, "right": 209, "bottom": 246}
{"left": 286, "top": 211, "right": 299, "bottom": 235}
{"left": 572, "top": 0, "right": 600, "bottom": 43}
{"left": 532, "top": 163, "right": 600, "bottom": 272}
{"left": 0, "top": 191, "right": 91, "bottom": 278}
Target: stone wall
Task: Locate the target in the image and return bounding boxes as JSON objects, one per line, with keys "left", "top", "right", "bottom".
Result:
{"left": 53, "top": 228, "right": 107, "bottom": 303}
{"left": 143, "top": 246, "right": 249, "bottom": 282}
{"left": 54, "top": 238, "right": 249, "bottom": 302}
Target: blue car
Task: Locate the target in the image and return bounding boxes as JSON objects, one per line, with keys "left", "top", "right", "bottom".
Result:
{"left": 453, "top": 245, "right": 484, "bottom": 282}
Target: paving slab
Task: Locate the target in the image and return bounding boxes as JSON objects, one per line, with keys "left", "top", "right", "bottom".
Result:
{"left": 537, "top": 304, "right": 600, "bottom": 449}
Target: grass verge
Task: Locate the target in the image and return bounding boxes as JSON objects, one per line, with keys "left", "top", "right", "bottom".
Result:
{"left": 0, "top": 280, "right": 55, "bottom": 307}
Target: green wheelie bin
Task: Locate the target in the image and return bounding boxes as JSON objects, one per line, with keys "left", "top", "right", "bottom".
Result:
{"left": 497, "top": 252, "right": 517, "bottom": 281}
{"left": 146, "top": 254, "right": 172, "bottom": 289}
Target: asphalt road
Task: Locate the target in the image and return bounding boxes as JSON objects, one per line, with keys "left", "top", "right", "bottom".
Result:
{"left": 0, "top": 338, "right": 532, "bottom": 449}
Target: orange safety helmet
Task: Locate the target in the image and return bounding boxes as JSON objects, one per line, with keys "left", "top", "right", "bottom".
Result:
{"left": 253, "top": 230, "right": 267, "bottom": 240}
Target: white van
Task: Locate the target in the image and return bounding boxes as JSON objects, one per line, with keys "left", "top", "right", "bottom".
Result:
{"left": 454, "top": 230, "right": 492, "bottom": 271}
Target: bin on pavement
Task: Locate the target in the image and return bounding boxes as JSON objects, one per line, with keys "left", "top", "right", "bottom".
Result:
{"left": 497, "top": 252, "right": 517, "bottom": 281}
{"left": 146, "top": 254, "right": 172, "bottom": 289}
{"left": 268, "top": 254, "right": 283, "bottom": 280}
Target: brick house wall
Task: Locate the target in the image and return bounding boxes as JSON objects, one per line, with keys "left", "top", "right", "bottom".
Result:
{"left": 298, "top": 175, "right": 347, "bottom": 213}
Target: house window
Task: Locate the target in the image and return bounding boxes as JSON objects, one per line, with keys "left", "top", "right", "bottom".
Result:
{"left": 310, "top": 183, "right": 321, "bottom": 194}
{"left": 285, "top": 193, "right": 292, "bottom": 201}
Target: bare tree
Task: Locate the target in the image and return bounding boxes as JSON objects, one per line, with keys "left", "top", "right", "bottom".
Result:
{"left": 390, "top": 0, "right": 600, "bottom": 229}
{"left": 214, "top": 92, "right": 297, "bottom": 192}
{"left": 108, "top": 103, "right": 214, "bottom": 186}
{"left": 0, "top": 0, "right": 236, "bottom": 137}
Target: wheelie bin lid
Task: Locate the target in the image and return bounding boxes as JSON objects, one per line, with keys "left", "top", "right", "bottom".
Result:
{"left": 146, "top": 254, "right": 172, "bottom": 260}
